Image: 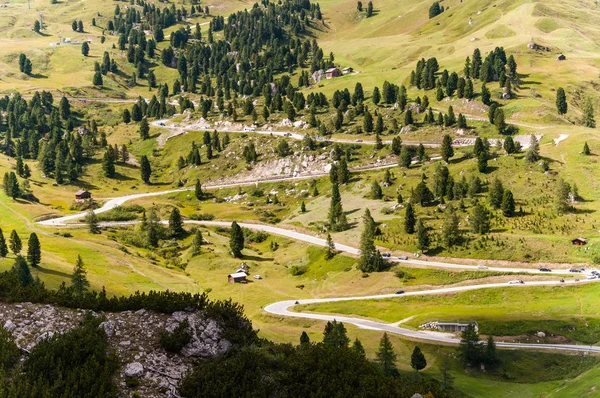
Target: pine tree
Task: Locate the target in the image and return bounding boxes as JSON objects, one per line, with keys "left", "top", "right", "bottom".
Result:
{"left": 494, "top": 108, "right": 506, "bottom": 134}
{"left": 9, "top": 230, "right": 21, "bottom": 255}
{"left": 358, "top": 209, "right": 382, "bottom": 272}
{"left": 102, "top": 149, "right": 116, "bottom": 178}
{"left": 123, "top": 109, "right": 131, "bottom": 123}
{"left": 86, "top": 210, "right": 100, "bottom": 234}
{"left": 169, "top": 207, "right": 184, "bottom": 236}
{"left": 322, "top": 320, "right": 350, "bottom": 348}
{"left": 441, "top": 206, "right": 460, "bottom": 248}
{"left": 477, "top": 151, "right": 488, "bottom": 173}
{"left": 416, "top": 219, "right": 430, "bottom": 251}
{"left": 229, "top": 221, "right": 244, "bottom": 258}
{"left": 404, "top": 202, "right": 416, "bottom": 234}
{"left": 481, "top": 84, "right": 491, "bottom": 105}
{"left": 352, "top": 338, "right": 366, "bottom": 358}
{"left": 81, "top": 42, "right": 89, "bottom": 56}
{"left": 526, "top": 134, "right": 540, "bottom": 162}
{"left": 399, "top": 147, "right": 412, "bottom": 168}
{"left": 441, "top": 134, "right": 454, "bottom": 163}
{"left": 376, "top": 333, "right": 397, "bottom": 376}
{"left": 484, "top": 335, "right": 499, "bottom": 367}
{"left": 583, "top": 142, "right": 591, "bottom": 155}
{"left": 140, "top": 155, "right": 152, "bottom": 184}
{"left": 501, "top": 190, "right": 515, "bottom": 217}
{"left": 93, "top": 71, "right": 103, "bottom": 86}
{"left": 300, "top": 331, "right": 310, "bottom": 346}
{"left": 470, "top": 203, "right": 491, "bottom": 234}
{"left": 328, "top": 182, "right": 347, "bottom": 231}
{"left": 370, "top": 181, "right": 383, "bottom": 199}
{"left": 191, "top": 229, "right": 203, "bottom": 256}
{"left": 13, "top": 255, "right": 33, "bottom": 287}
{"left": 411, "top": 346, "right": 427, "bottom": 373}
{"left": 71, "top": 255, "right": 90, "bottom": 295}
{"left": 139, "top": 118, "right": 150, "bottom": 140}
{"left": 458, "top": 324, "right": 481, "bottom": 366}
{"left": 194, "top": 179, "right": 203, "bottom": 200}
{"left": 488, "top": 177, "right": 504, "bottom": 208}
{"left": 0, "top": 228, "right": 7, "bottom": 257}
{"left": 556, "top": 87, "right": 568, "bottom": 115}
{"left": 325, "top": 233, "right": 336, "bottom": 259}
{"left": 26, "top": 232, "right": 41, "bottom": 267}
{"left": 584, "top": 98, "right": 596, "bottom": 128}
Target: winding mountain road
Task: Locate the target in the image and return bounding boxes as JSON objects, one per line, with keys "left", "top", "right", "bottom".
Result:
{"left": 264, "top": 280, "right": 600, "bottom": 353}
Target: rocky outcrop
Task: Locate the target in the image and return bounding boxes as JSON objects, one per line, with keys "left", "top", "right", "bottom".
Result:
{"left": 0, "top": 302, "right": 232, "bottom": 398}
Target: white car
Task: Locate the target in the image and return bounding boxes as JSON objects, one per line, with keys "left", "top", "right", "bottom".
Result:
{"left": 477, "top": 264, "right": 488, "bottom": 270}
{"left": 508, "top": 280, "right": 524, "bottom": 285}
{"left": 253, "top": 275, "right": 262, "bottom": 280}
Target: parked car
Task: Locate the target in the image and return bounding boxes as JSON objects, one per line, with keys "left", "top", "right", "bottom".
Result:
{"left": 283, "top": 132, "right": 292, "bottom": 137}
{"left": 559, "top": 279, "right": 565, "bottom": 283}
{"left": 159, "top": 122, "right": 166, "bottom": 126}
{"left": 569, "top": 268, "right": 581, "bottom": 273}
{"left": 477, "top": 264, "right": 488, "bottom": 270}
{"left": 395, "top": 290, "right": 405, "bottom": 295}
{"left": 355, "top": 139, "right": 363, "bottom": 142}
{"left": 539, "top": 267, "right": 552, "bottom": 272}
{"left": 253, "top": 275, "right": 262, "bottom": 280}
{"left": 398, "top": 256, "right": 408, "bottom": 260}
{"left": 382, "top": 253, "right": 391, "bottom": 258}
{"left": 508, "top": 280, "right": 524, "bottom": 284}
{"left": 575, "top": 278, "right": 580, "bottom": 282}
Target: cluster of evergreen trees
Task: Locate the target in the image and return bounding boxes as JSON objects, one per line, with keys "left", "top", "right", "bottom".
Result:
{"left": 0, "top": 93, "right": 99, "bottom": 186}
{"left": 179, "top": 321, "right": 450, "bottom": 398}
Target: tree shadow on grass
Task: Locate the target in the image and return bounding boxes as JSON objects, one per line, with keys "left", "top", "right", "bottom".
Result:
{"left": 34, "top": 266, "right": 72, "bottom": 279}
{"left": 241, "top": 254, "right": 274, "bottom": 262}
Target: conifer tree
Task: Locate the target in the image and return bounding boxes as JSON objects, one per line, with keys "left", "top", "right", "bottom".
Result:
{"left": 325, "top": 233, "right": 336, "bottom": 259}
{"left": 404, "top": 202, "right": 416, "bottom": 234}
{"left": 416, "top": 219, "right": 430, "bottom": 251}
{"left": 583, "top": 142, "right": 591, "bottom": 155}
{"left": 441, "top": 134, "right": 454, "bottom": 163}
{"left": 376, "top": 333, "right": 397, "bottom": 376}
{"left": 140, "top": 155, "right": 152, "bottom": 184}
{"left": 470, "top": 203, "right": 491, "bottom": 234}
{"left": 9, "top": 230, "right": 21, "bottom": 255}
{"left": 71, "top": 255, "right": 90, "bottom": 295}
{"left": 195, "top": 179, "right": 203, "bottom": 200}
{"left": 556, "top": 87, "right": 567, "bottom": 115}
{"left": 0, "top": 228, "right": 7, "bottom": 257}
{"left": 584, "top": 98, "right": 595, "bottom": 128}
{"left": 191, "top": 229, "right": 203, "bottom": 256}
{"left": 358, "top": 209, "right": 382, "bottom": 272}
{"left": 229, "top": 221, "right": 244, "bottom": 258}
{"left": 411, "top": 346, "right": 427, "bottom": 373}
{"left": 370, "top": 181, "right": 383, "bottom": 199}
{"left": 441, "top": 206, "right": 460, "bottom": 248}
{"left": 169, "top": 207, "right": 185, "bottom": 236}
{"left": 501, "top": 190, "right": 515, "bottom": 217}
{"left": 13, "top": 255, "right": 33, "bottom": 287}
{"left": 86, "top": 210, "right": 100, "bottom": 234}
{"left": 300, "top": 331, "right": 310, "bottom": 346}
{"left": 26, "top": 232, "right": 41, "bottom": 267}
{"left": 140, "top": 118, "right": 150, "bottom": 140}
{"left": 352, "top": 338, "right": 366, "bottom": 358}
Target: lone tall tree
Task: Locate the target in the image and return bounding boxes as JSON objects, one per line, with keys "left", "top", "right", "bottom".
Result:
{"left": 168, "top": 207, "right": 185, "bottom": 236}
{"left": 194, "top": 179, "right": 203, "bottom": 200}
{"left": 229, "top": 221, "right": 244, "bottom": 258}
{"left": 584, "top": 98, "right": 596, "bottom": 128}
{"left": 441, "top": 134, "right": 454, "bottom": 163}
{"left": 404, "top": 202, "right": 416, "bottom": 234}
{"left": 556, "top": 87, "right": 567, "bottom": 115}
{"left": 13, "top": 255, "right": 33, "bottom": 287}
{"left": 139, "top": 118, "right": 150, "bottom": 140}
{"left": 191, "top": 229, "right": 203, "bottom": 256}
{"left": 416, "top": 219, "right": 430, "bottom": 251}
{"left": 376, "top": 333, "right": 397, "bottom": 376}
{"left": 26, "top": 233, "right": 41, "bottom": 267}
{"left": 71, "top": 255, "right": 90, "bottom": 295}
{"left": 81, "top": 42, "right": 89, "bottom": 56}
{"left": 9, "top": 230, "right": 21, "bottom": 255}
{"left": 140, "top": 155, "right": 152, "bottom": 184}
{"left": 86, "top": 210, "right": 100, "bottom": 234}
{"left": 358, "top": 209, "right": 383, "bottom": 272}
{"left": 0, "top": 228, "right": 7, "bottom": 257}
{"left": 411, "top": 346, "right": 427, "bottom": 373}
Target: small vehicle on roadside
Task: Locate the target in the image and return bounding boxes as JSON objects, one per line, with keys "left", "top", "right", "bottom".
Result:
{"left": 398, "top": 256, "right": 408, "bottom": 260}
{"left": 569, "top": 268, "right": 581, "bottom": 273}
{"left": 355, "top": 139, "right": 363, "bottom": 142}
{"left": 559, "top": 279, "right": 565, "bottom": 283}
{"left": 382, "top": 253, "right": 391, "bottom": 258}
{"left": 253, "top": 275, "right": 262, "bottom": 280}
{"left": 539, "top": 267, "right": 552, "bottom": 272}
{"left": 508, "top": 280, "right": 524, "bottom": 285}
{"left": 477, "top": 264, "right": 488, "bottom": 270}
{"left": 395, "top": 290, "right": 405, "bottom": 295}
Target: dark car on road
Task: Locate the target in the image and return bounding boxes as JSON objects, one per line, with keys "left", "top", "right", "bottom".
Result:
{"left": 395, "top": 290, "right": 405, "bottom": 295}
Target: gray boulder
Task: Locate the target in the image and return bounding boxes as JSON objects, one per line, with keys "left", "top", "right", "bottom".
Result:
{"left": 124, "top": 362, "right": 144, "bottom": 378}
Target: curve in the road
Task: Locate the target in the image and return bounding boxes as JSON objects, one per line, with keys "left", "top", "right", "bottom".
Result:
{"left": 264, "top": 280, "right": 600, "bottom": 354}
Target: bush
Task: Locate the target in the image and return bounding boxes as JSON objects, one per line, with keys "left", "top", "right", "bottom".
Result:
{"left": 189, "top": 213, "right": 216, "bottom": 221}
{"left": 244, "top": 229, "right": 269, "bottom": 243}
{"left": 290, "top": 265, "right": 307, "bottom": 276}
{"left": 160, "top": 319, "right": 191, "bottom": 353}
{"left": 95, "top": 205, "right": 145, "bottom": 222}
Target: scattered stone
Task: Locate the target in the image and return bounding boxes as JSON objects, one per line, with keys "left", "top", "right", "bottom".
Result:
{"left": 3, "top": 320, "right": 16, "bottom": 332}
{"left": 124, "top": 362, "right": 145, "bottom": 378}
